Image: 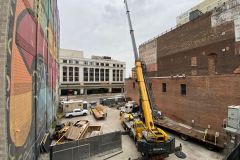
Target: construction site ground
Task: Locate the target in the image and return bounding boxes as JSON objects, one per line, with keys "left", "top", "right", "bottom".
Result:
{"left": 39, "top": 94, "right": 225, "bottom": 160}
{"left": 60, "top": 95, "right": 224, "bottom": 160}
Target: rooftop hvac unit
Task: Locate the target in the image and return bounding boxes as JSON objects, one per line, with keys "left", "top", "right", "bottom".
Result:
{"left": 189, "top": 9, "right": 203, "bottom": 21}
{"left": 103, "top": 56, "right": 111, "bottom": 60}
{"left": 225, "top": 105, "right": 240, "bottom": 134}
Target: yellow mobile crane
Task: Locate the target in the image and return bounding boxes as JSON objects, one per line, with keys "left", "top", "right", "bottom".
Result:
{"left": 123, "top": 0, "right": 185, "bottom": 159}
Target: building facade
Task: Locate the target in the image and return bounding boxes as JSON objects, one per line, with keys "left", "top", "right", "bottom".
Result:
{"left": 0, "top": 0, "right": 60, "bottom": 159}
{"left": 125, "top": 0, "right": 240, "bottom": 137}
{"left": 59, "top": 49, "right": 126, "bottom": 96}
{"left": 177, "top": 0, "right": 229, "bottom": 26}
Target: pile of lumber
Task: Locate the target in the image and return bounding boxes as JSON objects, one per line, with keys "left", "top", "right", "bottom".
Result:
{"left": 55, "top": 120, "right": 90, "bottom": 144}
{"left": 65, "top": 121, "right": 89, "bottom": 140}
{"left": 92, "top": 105, "right": 107, "bottom": 120}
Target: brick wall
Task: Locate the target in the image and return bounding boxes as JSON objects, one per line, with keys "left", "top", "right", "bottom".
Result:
{"left": 125, "top": 74, "right": 240, "bottom": 133}
{"left": 0, "top": 0, "right": 60, "bottom": 159}
{"left": 157, "top": 39, "right": 239, "bottom": 76}
{"left": 139, "top": 12, "right": 240, "bottom": 77}
{"left": 124, "top": 79, "right": 139, "bottom": 103}
{"left": 156, "top": 13, "right": 240, "bottom": 76}
{"left": 157, "top": 13, "right": 234, "bottom": 58}
{"left": 0, "top": 0, "right": 9, "bottom": 159}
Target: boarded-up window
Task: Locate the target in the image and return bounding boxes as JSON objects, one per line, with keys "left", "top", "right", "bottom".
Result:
{"left": 208, "top": 53, "right": 216, "bottom": 75}
{"left": 191, "top": 57, "right": 197, "bottom": 66}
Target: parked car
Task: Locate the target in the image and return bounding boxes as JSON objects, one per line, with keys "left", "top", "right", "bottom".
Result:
{"left": 65, "top": 109, "right": 88, "bottom": 118}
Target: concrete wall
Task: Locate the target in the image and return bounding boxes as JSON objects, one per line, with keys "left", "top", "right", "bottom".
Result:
{"left": 177, "top": 0, "right": 229, "bottom": 26}
{"left": 60, "top": 48, "right": 84, "bottom": 59}
{"left": 0, "top": 0, "right": 9, "bottom": 159}
{"left": 0, "top": 0, "right": 60, "bottom": 159}
{"left": 125, "top": 74, "right": 240, "bottom": 133}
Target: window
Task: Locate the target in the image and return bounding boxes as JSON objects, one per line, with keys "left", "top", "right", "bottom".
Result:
{"left": 120, "top": 65, "right": 123, "bottom": 67}
{"left": 162, "top": 83, "right": 167, "bottom": 92}
{"left": 117, "top": 64, "right": 119, "bottom": 67}
{"left": 84, "top": 61, "right": 88, "bottom": 65}
{"left": 133, "top": 82, "right": 135, "bottom": 89}
{"left": 181, "top": 84, "right": 187, "bottom": 95}
{"left": 105, "top": 69, "right": 109, "bottom": 81}
{"left": 63, "top": 59, "right": 67, "bottom": 63}
{"left": 95, "top": 68, "right": 99, "bottom": 81}
{"left": 191, "top": 57, "right": 197, "bottom": 66}
{"left": 101, "top": 63, "right": 104, "bottom": 66}
{"left": 69, "top": 67, "right": 73, "bottom": 82}
{"left": 63, "top": 66, "right": 67, "bottom": 82}
{"left": 96, "top": 62, "right": 99, "bottom": 66}
{"left": 113, "top": 64, "right": 116, "bottom": 67}
{"left": 84, "top": 68, "right": 88, "bottom": 81}
{"left": 120, "top": 70, "right": 123, "bottom": 81}
{"left": 113, "top": 69, "right": 116, "bottom": 81}
{"left": 89, "top": 62, "right": 93, "bottom": 65}
{"left": 106, "top": 63, "right": 109, "bottom": 67}
{"left": 117, "top": 70, "right": 120, "bottom": 81}
{"left": 90, "top": 68, "right": 94, "bottom": 81}
{"left": 149, "top": 83, "right": 152, "bottom": 90}
{"left": 69, "top": 60, "right": 73, "bottom": 64}
{"left": 75, "top": 60, "right": 79, "bottom": 64}
{"left": 75, "top": 67, "right": 79, "bottom": 81}
{"left": 100, "top": 69, "right": 104, "bottom": 81}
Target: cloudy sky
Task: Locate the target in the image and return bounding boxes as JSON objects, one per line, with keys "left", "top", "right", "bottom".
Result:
{"left": 58, "top": 0, "right": 202, "bottom": 76}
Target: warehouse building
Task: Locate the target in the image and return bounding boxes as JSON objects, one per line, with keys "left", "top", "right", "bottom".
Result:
{"left": 126, "top": 0, "right": 240, "bottom": 138}
{"left": 59, "top": 49, "right": 126, "bottom": 96}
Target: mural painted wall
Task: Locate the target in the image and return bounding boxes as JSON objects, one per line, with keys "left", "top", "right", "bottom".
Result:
{"left": 6, "top": 0, "right": 59, "bottom": 159}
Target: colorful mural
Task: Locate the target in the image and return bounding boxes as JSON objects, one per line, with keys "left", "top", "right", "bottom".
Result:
{"left": 6, "top": 0, "right": 59, "bottom": 159}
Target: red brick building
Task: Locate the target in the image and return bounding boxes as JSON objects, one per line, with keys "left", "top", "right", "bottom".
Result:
{"left": 126, "top": 1, "right": 240, "bottom": 136}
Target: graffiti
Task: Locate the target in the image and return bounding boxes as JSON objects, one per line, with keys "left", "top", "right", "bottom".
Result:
{"left": 211, "top": 0, "right": 240, "bottom": 27}
{"left": 6, "top": 0, "right": 59, "bottom": 159}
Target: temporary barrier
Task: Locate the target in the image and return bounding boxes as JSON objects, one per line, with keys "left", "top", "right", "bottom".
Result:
{"left": 50, "top": 131, "right": 122, "bottom": 160}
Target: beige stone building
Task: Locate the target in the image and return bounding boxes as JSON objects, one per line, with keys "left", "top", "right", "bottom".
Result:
{"left": 59, "top": 49, "right": 126, "bottom": 96}
{"left": 177, "top": 0, "right": 229, "bottom": 26}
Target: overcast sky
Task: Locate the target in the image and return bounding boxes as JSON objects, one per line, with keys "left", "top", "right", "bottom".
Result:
{"left": 58, "top": 0, "right": 202, "bottom": 76}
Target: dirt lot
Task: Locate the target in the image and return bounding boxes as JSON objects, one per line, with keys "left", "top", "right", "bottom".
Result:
{"left": 61, "top": 106, "right": 225, "bottom": 160}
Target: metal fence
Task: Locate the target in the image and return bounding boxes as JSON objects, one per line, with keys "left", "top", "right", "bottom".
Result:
{"left": 50, "top": 131, "right": 122, "bottom": 160}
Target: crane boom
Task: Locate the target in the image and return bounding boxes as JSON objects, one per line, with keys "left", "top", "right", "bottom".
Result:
{"left": 124, "top": 0, "right": 162, "bottom": 131}
{"left": 124, "top": 0, "right": 139, "bottom": 60}
{"left": 123, "top": 1, "right": 185, "bottom": 158}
